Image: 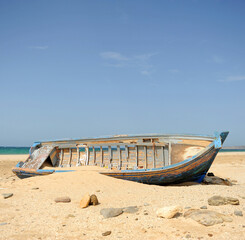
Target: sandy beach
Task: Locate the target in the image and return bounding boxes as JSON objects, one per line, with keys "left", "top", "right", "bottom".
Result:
{"left": 0, "top": 152, "right": 245, "bottom": 240}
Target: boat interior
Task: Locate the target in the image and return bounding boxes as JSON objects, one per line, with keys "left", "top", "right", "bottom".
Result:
{"left": 21, "top": 134, "right": 214, "bottom": 171}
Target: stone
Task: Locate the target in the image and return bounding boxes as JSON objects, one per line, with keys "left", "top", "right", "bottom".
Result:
{"left": 100, "top": 208, "right": 123, "bottom": 219}
{"left": 203, "top": 176, "right": 232, "bottom": 186}
{"left": 184, "top": 209, "right": 233, "bottom": 226}
{"left": 0, "top": 223, "right": 8, "bottom": 226}
{"left": 186, "top": 234, "right": 191, "bottom": 238}
{"left": 200, "top": 206, "right": 207, "bottom": 209}
{"left": 208, "top": 233, "right": 213, "bottom": 237}
{"left": 156, "top": 206, "right": 182, "bottom": 219}
{"left": 102, "top": 231, "right": 111, "bottom": 236}
{"left": 123, "top": 206, "right": 138, "bottom": 214}
{"left": 208, "top": 196, "right": 239, "bottom": 206}
{"left": 144, "top": 203, "right": 150, "bottom": 206}
{"left": 185, "top": 206, "right": 191, "bottom": 209}
{"left": 234, "top": 210, "right": 243, "bottom": 216}
{"left": 66, "top": 214, "right": 75, "bottom": 218}
{"left": 54, "top": 196, "right": 71, "bottom": 203}
{"left": 2, "top": 193, "right": 13, "bottom": 199}
{"left": 90, "top": 194, "right": 99, "bottom": 206}
{"left": 80, "top": 193, "right": 91, "bottom": 208}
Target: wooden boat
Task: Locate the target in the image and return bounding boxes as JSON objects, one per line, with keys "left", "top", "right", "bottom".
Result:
{"left": 12, "top": 131, "right": 229, "bottom": 185}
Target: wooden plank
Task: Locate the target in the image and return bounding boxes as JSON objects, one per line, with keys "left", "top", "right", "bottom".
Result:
{"left": 108, "top": 146, "right": 112, "bottom": 161}
{"left": 76, "top": 147, "right": 80, "bottom": 166}
{"left": 162, "top": 146, "right": 165, "bottom": 167}
{"left": 86, "top": 147, "right": 89, "bottom": 165}
{"left": 144, "top": 146, "right": 147, "bottom": 169}
{"left": 84, "top": 142, "right": 166, "bottom": 147}
{"left": 60, "top": 149, "right": 64, "bottom": 166}
{"left": 69, "top": 148, "right": 72, "bottom": 167}
{"left": 168, "top": 143, "right": 172, "bottom": 165}
{"left": 164, "top": 147, "right": 169, "bottom": 166}
{"left": 108, "top": 146, "right": 112, "bottom": 169}
{"left": 125, "top": 145, "right": 129, "bottom": 169}
{"left": 100, "top": 146, "right": 103, "bottom": 166}
{"left": 135, "top": 146, "right": 138, "bottom": 168}
{"left": 118, "top": 146, "right": 121, "bottom": 170}
{"left": 153, "top": 145, "right": 156, "bottom": 168}
{"left": 93, "top": 146, "right": 96, "bottom": 165}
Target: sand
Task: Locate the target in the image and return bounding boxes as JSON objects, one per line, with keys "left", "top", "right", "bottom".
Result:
{"left": 0, "top": 153, "right": 245, "bottom": 240}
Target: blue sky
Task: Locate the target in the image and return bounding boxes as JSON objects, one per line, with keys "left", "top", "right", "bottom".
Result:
{"left": 0, "top": 0, "right": 245, "bottom": 146}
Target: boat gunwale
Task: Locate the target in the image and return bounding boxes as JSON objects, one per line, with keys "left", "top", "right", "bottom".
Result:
{"left": 36, "top": 133, "right": 216, "bottom": 146}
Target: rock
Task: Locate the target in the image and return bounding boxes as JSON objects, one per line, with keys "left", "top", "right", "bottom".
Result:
{"left": 80, "top": 193, "right": 91, "bottom": 208}
{"left": 144, "top": 203, "right": 150, "bottom": 206}
{"left": 234, "top": 210, "right": 243, "bottom": 216}
{"left": 208, "top": 196, "right": 239, "bottom": 206}
{"left": 203, "top": 176, "right": 232, "bottom": 186}
{"left": 123, "top": 206, "right": 138, "bottom": 213}
{"left": 200, "top": 206, "right": 207, "bottom": 209}
{"left": 156, "top": 206, "right": 182, "bottom": 219}
{"left": 186, "top": 234, "right": 191, "bottom": 238}
{"left": 2, "top": 193, "right": 13, "bottom": 199}
{"left": 102, "top": 231, "right": 111, "bottom": 236}
{"left": 96, "top": 190, "right": 100, "bottom": 192}
{"left": 32, "top": 187, "right": 39, "bottom": 190}
{"left": 184, "top": 209, "right": 233, "bottom": 226}
{"left": 0, "top": 223, "right": 8, "bottom": 226}
{"left": 55, "top": 196, "right": 71, "bottom": 203}
{"left": 185, "top": 206, "right": 191, "bottom": 209}
{"left": 100, "top": 208, "right": 123, "bottom": 218}
{"left": 207, "top": 172, "right": 214, "bottom": 176}
{"left": 66, "top": 214, "right": 75, "bottom": 218}
{"left": 90, "top": 194, "right": 99, "bottom": 206}
{"left": 208, "top": 233, "right": 213, "bottom": 237}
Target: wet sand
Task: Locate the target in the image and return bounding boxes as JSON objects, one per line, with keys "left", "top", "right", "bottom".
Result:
{"left": 0, "top": 153, "right": 245, "bottom": 240}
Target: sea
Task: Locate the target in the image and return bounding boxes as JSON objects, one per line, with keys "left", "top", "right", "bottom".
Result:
{"left": 0, "top": 147, "right": 29, "bottom": 155}
{"left": 0, "top": 146, "right": 244, "bottom": 155}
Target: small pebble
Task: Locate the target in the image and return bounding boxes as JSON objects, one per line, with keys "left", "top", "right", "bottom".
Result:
{"left": 90, "top": 194, "right": 99, "bottom": 206}
{"left": 2, "top": 193, "right": 13, "bottom": 199}
{"left": 200, "top": 206, "right": 207, "bottom": 209}
{"left": 186, "top": 234, "right": 191, "bottom": 238}
{"left": 55, "top": 196, "right": 71, "bottom": 203}
{"left": 32, "top": 187, "right": 39, "bottom": 190}
{"left": 234, "top": 210, "right": 243, "bottom": 216}
{"left": 0, "top": 223, "right": 8, "bottom": 226}
{"left": 185, "top": 206, "right": 191, "bottom": 209}
{"left": 144, "top": 203, "right": 150, "bottom": 206}
{"left": 102, "top": 231, "right": 111, "bottom": 236}
{"left": 208, "top": 233, "right": 213, "bottom": 237}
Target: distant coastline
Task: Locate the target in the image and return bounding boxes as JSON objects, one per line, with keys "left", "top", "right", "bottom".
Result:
{"left": 0, "top": 146, "right": 245, "bottom": 155}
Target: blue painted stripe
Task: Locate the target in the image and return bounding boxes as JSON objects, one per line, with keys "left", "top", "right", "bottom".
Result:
{"left": 54, "top": 170, "right": 75, "bottom": 173}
